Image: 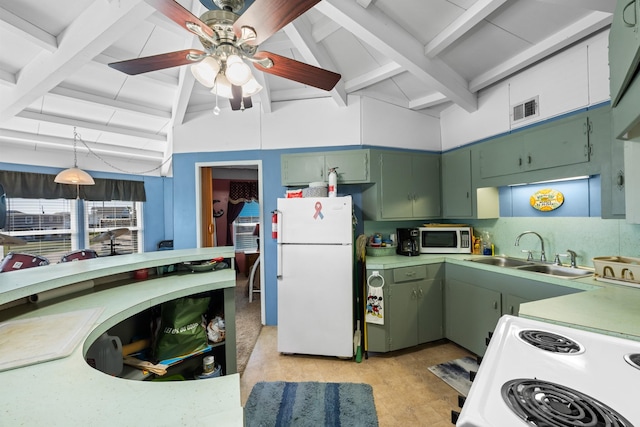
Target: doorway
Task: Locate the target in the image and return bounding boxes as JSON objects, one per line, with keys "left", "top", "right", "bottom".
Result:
{"left": 195, "top": 160, "right": 264, "bottom": 326}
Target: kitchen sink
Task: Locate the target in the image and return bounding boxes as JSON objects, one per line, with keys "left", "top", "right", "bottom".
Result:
{"left": 466, "top": 256, "right": 533, "bottom": 268}
{"left": 466, "top": 256, "right": 594, "bottom": 279}
{"left": 514, "top": 264, "right": 593, "bottom": 278}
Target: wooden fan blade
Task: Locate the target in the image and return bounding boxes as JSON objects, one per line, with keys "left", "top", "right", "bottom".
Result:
{"left": 253, "top": 51, "right": 341, "bottom": 91}
{"left": 108, "top": 49, "right": 205, "bottom": 75}
{"left": 229, "top": 84, "right": 243, "bottom": 110}
{"left": 233, "top": 0, "right": 321, "bottom": 45}
{"left": 145, "top": 0, "right": 214, "bottom": 38}
{"left": 229, "top": 85, "right": 253, "bottom": 111}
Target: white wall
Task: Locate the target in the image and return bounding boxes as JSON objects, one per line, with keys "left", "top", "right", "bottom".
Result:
{"left": 261, "top": 97, "right": 361, "bottom": 149}
{"left": 440, "top": 30, "right": 610, "bottom": 150}
{"left": 361, "top": 97, "right": 441, "bottom": 151}
{"left": 174, "top": 95, "right": 442, "bottom": 153}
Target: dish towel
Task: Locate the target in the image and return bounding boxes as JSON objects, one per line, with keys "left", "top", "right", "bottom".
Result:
{"left": 365, "top": 285, "right": 384, "bottom": 325}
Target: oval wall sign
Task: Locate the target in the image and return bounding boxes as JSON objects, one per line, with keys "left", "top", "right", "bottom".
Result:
{"left": 530, "top": 188, "right": 564, "bottom": 211}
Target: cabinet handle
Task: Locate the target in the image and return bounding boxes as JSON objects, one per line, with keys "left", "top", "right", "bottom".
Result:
{"left": 466, "top": 191, "right": 469, "bottom": 199}
{"left": 518, "top": 157, "right": 522, "bottom": 166}
{"left": 406, "top": 271, "right": 416, "bottom": 277}
{"left": 412, "top": 289, "right": 418, "bottom": 299}
{"left": 510, "top": 305, "right": 515, "bottom": 315}
{"left": 493, "top": 301, "right": 498, "bottom": 310}
{"left": 418, "top": 288, "right": 424, "bottom": 298}
{"left": 623, "top": 0, "right": 637, "bottom": 27}
{"left": 617, "top": 170, "right": 625, "bottom": 189}
{"left": 527, "top": 155, "right": 532, "bottom": 164}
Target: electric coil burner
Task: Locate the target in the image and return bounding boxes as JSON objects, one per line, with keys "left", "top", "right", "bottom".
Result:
{"left": 501, "top": 378, "right": 632, "bottom": 427}
{"left": 518, "top": 330, "right": 583, "bottom": 354}
{"left": 455, "top": 315, "right": 640, "bottom": 427}
{"left": 625, "top": 354, "right": 640, "bottom": 370}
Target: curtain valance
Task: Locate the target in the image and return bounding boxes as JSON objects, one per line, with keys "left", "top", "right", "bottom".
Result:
{"left": 0, "top": 170, "right": 146, "bottom": 201}
{"left": 229, "top": 181, "right": 258, "bottom": 204}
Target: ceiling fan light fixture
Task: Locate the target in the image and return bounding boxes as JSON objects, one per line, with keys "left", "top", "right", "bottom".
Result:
{"left": 191, "top": 56, "right": 221, "bottom": 87}
{"left": 225, "top": 54, "right": 252, "bottom": 86}
{"left": 242, "top": 76, "right": 263, "bottom": 96}
{"left": 211, "top": 73, "right": 234, "bottom": 99}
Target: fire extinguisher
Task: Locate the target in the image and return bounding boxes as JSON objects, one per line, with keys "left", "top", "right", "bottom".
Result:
{"left": 271, "top": 211, "right": 278, "bottom": 239}
{"left": 328, "top": 167, "right": 338, "bottom": 197}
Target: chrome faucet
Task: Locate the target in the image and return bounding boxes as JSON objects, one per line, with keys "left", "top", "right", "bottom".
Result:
{"left": 566, "top": 249, "right": 577, "bottom": 268}
{"left": 514, "top": 231, "right": 546, "bottom": 262}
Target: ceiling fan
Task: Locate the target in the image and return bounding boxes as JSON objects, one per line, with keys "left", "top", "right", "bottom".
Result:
{"left": 108, "top": 0, "right": 342, "bottom": 111}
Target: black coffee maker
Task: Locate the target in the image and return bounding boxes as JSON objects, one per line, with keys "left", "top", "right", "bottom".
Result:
{"left": 396, "top": 228, "right": 420, "bottom": 256}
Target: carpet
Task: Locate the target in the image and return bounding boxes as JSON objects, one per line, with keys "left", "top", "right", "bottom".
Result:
{"left": 427, "top": 356, "right": 479, "bottom": 396}
{"left": 235, "top": 274, "right": 262, "bottom": 375}
{"left": 244, "top": 381, "right": 378, "bottom": 427}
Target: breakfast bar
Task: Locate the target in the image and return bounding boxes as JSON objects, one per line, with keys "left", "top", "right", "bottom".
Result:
{"left": 0, "top": 248, "right": 244, "bottom": 426}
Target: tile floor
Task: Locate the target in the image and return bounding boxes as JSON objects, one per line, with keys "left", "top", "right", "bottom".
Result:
{"left": 240, "top": 326, "right": 474, "bottom": 426}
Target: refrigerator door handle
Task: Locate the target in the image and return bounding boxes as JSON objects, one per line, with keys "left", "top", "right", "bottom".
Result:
{"left": 276, "top": 209, "right": 283, "bottom": 278}
{"left": 276, "top": 209, "right": 282, "bottom": 244}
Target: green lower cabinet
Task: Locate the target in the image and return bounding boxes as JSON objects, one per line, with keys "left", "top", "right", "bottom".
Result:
{"left": 501, "top": 293, "right": 530, "bottom": 317}
{"left": 444, "top": 278, "right": 501, "bottom": 356}
{"left": 366, "top": 264, "right": 443, "bottom": 353}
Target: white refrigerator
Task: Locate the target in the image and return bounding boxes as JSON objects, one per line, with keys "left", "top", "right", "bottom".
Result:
{"left": 276, "top": 195, "right": 354, "bottom": 357}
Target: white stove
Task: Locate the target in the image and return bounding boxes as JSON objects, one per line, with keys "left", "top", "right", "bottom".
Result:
{"left": 456, "top": 315, "right": 640, "bottom": 426}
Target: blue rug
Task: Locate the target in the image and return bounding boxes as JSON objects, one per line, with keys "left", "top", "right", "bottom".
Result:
{"left": 244, "top": 381, "right": 378, "bottom": 427}
{"left": 427, "top": 356, "right": 479, "bottom": 396}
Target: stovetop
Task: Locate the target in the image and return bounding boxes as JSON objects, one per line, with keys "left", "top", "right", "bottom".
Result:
{"left": 456, "top": 315, "right": 640, "bottom": 427}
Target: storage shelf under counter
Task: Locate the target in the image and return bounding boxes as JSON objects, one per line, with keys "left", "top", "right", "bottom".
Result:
{"left": 0, "top": 247, "right": 243, "bottom": 426}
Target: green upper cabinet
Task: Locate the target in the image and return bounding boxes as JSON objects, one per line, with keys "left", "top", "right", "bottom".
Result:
{"left": 609, "top": 0, "right": 640, "bottom": 108}
{"left": 281, "top": 154, "right": 326, "bottom": 185}
{"left": 610, "top": 0, "right": 640, "bottom": 140}
{"left": 479, "top": 115, "right": 590, "bottom": 179}
{"left": 281, "top": 150, "right": 370, "bottom": 186}
{"left": 325, "top": 150, "right": 370, "bottom": 184}
{"left": 442, "top": 149, "right": 473, "bottom": 218}
{"left": 362, "top": 151, "right": 441, "bottom": 220}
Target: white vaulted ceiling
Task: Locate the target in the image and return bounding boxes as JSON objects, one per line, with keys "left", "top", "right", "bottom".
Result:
{"left": 0, "top": 0, "right": 614, "bottom": 174}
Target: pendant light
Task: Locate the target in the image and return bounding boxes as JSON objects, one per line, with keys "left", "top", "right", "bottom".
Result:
{"left": 55, "top": 128, "right": 95, "bottom": 197}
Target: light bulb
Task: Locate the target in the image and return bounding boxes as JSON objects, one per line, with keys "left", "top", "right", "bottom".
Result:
{"left": 211, "top": 74, "right": 234, "bottom": 99}
{"left": 242, "top": 77, "right": 263, "bottom": 96}
{"left": 191, "top": 57, "right": 220, "bottom": 88}
{"left": 225, "top": 54, "right": 252, "bottom": 86}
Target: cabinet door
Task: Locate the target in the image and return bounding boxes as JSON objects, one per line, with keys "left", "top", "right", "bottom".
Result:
{"left": 445, "top": 278, "right": 501, "bottom": 356}
{"left": 281, "top": 154, "right": 325, "bottom": 185}
{"left": 325, "top": 151, "right": 369, "bottom": 184}
{"left": 417, "top": 278, "right": 443, "bottom": 343}
{"left": 609, "top": 0, "right": 640, "bottom": 107}
{"left": 479, "top": 134, "right": 525, "bottom": 178}
{"left": 502, "top": 293, "right": 529, "bottom": 317}
{"left": 442, "top": 150, "right": 472, "bottom": 218}
{"left": 412, "top": 154, "right": 441, "bottom": 218}
{"left": 523, "top": 116, "right": 590, "bottom": 171}
{"left": 388, "top": 281, "right": 418, "bottom": 351}
{"left": 379, "top": 152, "right": 413, "bottom": 219}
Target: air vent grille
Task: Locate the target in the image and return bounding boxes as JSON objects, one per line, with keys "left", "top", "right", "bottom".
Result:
{"left": 512, "top": 96, "right": 539, "bottom": 123}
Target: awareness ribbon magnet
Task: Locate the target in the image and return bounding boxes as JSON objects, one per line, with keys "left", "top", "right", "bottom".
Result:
{"left": 313, "top": 201, "right": 324, "bottom": 219}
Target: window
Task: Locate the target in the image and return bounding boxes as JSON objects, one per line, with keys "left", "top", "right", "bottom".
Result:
{"left": 85, "top": 201, "right": 143, "bottom": 256}
{"left": 234, "top": 201, "right": 259, "bottom": 251}
{"left": 1, "top": 198, "right": 75, "bottom": 263}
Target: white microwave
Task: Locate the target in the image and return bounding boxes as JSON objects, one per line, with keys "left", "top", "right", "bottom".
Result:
{"left": 418, "top": 226, "right": 472, "bottom": 254}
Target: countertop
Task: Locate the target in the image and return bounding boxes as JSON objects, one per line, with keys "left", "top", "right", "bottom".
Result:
{"left": 364, "top": 253, "right": 640, "bottom": 341}
{"left": 0, "top": 248, "right": 243, "bottom": 426}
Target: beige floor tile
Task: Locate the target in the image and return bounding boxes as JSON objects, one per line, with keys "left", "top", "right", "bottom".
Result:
{"left": 240, "top": 326, "right": 473, "bottom": 426}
